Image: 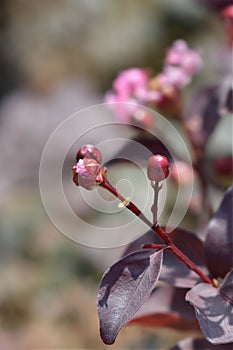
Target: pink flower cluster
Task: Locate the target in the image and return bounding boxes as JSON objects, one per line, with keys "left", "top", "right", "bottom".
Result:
{"left": 162, "top": 39, "right": 202, "bottom": 87}
{"left": 105, "top": 68, "right": 160, "bottom": 124}
{"left": 105, "top": 40, "right": 202, "bottom": 124}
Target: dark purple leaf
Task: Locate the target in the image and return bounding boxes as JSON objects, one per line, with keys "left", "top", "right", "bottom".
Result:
{"left": 123, "top": 229, "right": 161, "bottom": 255}
{"left": 170, "top": 337, "right": 233, "bottom": 350}
{"left": 225, "top": 88, "right": 233, "bottom": 113}
{"left": 186, "top": 271, "right": 233, "bottom": 344}
{"left": 129, "top": 286, "right": 198, "bottom": 331}
{"left": 124, "top": 227, "right": 208, "bottom": 288}
{"left": 97, "top": 249, "right": 164, "bottom": 344}
{"left": 204, "top": 186, "right": 233, "bottom": 278}
{"left": 219, "top": 269, "right": 233, "bottom": 305}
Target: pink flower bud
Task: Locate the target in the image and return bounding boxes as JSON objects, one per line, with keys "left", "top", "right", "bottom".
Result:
{"left": 72, "top": 158, "right": 107, "bottom": 190}
{"left": 147, "top": 155, "right": 170, "bottom": 182}
{"left": 76, "top": 145, "right": 102, "bottom": 164}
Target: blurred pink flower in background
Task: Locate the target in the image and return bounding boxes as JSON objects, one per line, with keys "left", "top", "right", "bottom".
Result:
{"left": 112, "top": 68, "right": 149, "bottom": 99}
{"left": 105, "top": 41, "right": 202, "bottom": 124}
{"left": 165, "top": 40, "right": 202, "bottom": 76}
{"left": 104, "top": 68, "right": 158, "bottom": 124}
{"left": 158, "top": 66, "right": 190, "bottom": 89}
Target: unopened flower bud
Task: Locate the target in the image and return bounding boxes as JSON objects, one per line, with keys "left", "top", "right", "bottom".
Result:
{"left": 73, "top": 158, "right": 107, "bottom": 190}
{"left": 147, "top": 154, "right": 170, "bottom": 182}
{"left": 76, "top": 144, "right": 102, "bottom": 164}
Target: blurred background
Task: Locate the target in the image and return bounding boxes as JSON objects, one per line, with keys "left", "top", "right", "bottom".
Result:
{"left": 0, "top": 0, "right": 230, "bottom": 349}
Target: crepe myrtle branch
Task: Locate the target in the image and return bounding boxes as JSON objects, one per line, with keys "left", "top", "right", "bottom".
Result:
{"left": 100, "top": 179, "right": 152, "bottom": 228}
{"left": 73, "top": 145, "right": 213, "bottom": 285}
{"left": 101, "top": 179, "right": 212, "bottom": 285}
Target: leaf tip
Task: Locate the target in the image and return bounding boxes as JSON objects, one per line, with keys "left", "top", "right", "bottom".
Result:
{"left": 100, "top": 327, "right": 116, "bottom": 345}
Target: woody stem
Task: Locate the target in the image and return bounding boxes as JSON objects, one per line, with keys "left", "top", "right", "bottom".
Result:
{"left": 100, "top": 179, "right": 213, "bottom": 285}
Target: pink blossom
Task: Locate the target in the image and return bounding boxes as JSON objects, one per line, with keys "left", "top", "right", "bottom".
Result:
{"left": 165, "top": 40, "right": 202, "bottom": 76}
{"left": 113, "top": 68, "right": 149, "bottom": 99}
{"left": 136, "top": 86, "right": 163, "bottom": 103}
{"left": 162, "top": 66, "right": 191, "bottom": 88}
{"left": 105, "top": 68, "right": 164, "bottom": 123}
{"left": 105, "top": 41, "right": 202, "bottom": 123}
{"left": 182, "top": 51, "right": 202, "bottom": 75}
{"left": 166, "top": 40, "right": 189, "bottom": 65}
{"left": 153, "top": 40, "right": 202, "bottom": 96}
{"left": 117, "top": 68, "right": 162, "bottom": 103}
{"left": 104, "top": 68, "right": 152, "bottom": 123}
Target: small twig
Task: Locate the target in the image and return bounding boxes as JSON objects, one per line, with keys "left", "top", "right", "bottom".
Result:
{"left": 153, "top": 224, "right": 212, "bottom": 285}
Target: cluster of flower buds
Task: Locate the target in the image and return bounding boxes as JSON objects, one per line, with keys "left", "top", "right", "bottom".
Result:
{"left": 73, "top": 145, "right": 106, "bottom": 190}
{"left": 73, "top": 146, "right": 171, "bottom": 191}
{"left": 105, "top": 40, "right": 202, "bottom": 124}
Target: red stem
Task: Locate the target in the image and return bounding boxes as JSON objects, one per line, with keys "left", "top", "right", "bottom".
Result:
{"left": 100, "top": 179, "right": 213, "bottom": 285}
{"left": 153, "top": 225, "right": 212, "bottom": 285}
{"left": 101, "top": 180, "right": 152, "bottom": 228}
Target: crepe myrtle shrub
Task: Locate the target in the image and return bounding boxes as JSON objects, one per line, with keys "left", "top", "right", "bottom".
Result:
{"left": 71, "top": 11, "right": 233, "bottom": 347}
{"left": 72, "top": 145, "right": 233, "bottom": 347}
